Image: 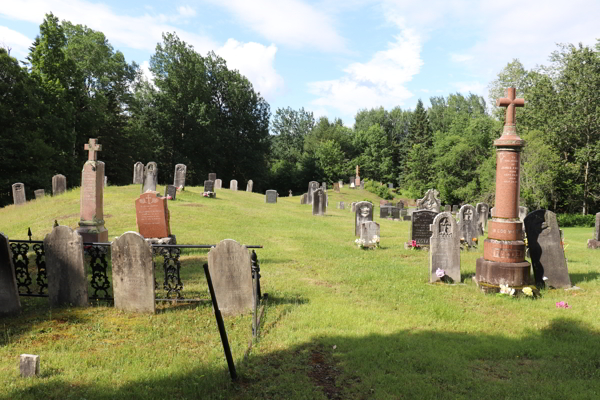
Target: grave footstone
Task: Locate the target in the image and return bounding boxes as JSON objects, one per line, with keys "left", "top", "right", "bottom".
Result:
{"left": 587, "top": 212, "right": 600, "bottom": 249}
{"left": 459, "top": 204, "right": 478, "bottom": 248}
{"left": 409, "top": 210, "right": 437, "bottom": 247}
{"left": 312, "top": 188, "right": 326, "bottom": 216}
{"left": 34, "top": 189, "right": 45, "bottom": 199}
{"left": 20, "top": 355, "right": 40, "bottom": 377}
{"left": 142, "top": 162, "right": 158, "bottom": 193}
{"left": 266, "top": 190, "right": 277, "bottom": 203}
{"left": 429, "top": 212, "right": 460, "bottom": 283}
{"left": 215, "top": 179, "right": 222, "bottom": 190}
{"left": 165, "top": 185, "right": 177, "bottom": 200}
{"left": 207, "top": 239, "right": 253, "bottom": 316}
{"left": 230, "top": 180, "right": 238, "bottom": 191}
{"left": 524, "top": 209, "right": 571, "bottom": 288}
{"left": 136, "top": 191, "right": 170, "bottom": 239}
{"left": 476, "top": 202, "right": 489, "bottom": 236}
{"left": 417, "top": 189, "right": 441, "bottom": 212}
{"left": 44, "top": 226, "right": 88, "bottom": 307}
{"left": 360, "top": 221, "right": 380, "bottom": 248}
{"left": 355, "top": 201, "right": 373, "bottom": 236}
{"left": 209, "top": 173, "right": 217, "bottom": 182}
{"left": 52, "top": 174, "right": 66, "bottom": 196}
{"left": 173, "top": 164, "right": 187, "bottom": 189}
{"left": 12, "top": 183, "right": 25, "bottom": 205}
{"left": 133, "top": 162, "right": 144, "bottom": 184}
{"left": 111, "top": 231, "right": 155, "bottom": 313}
{"left": 0, "top": 233, "right": 21, "bottom": 315}
{"left": 246, "top": 180, "right": 253, "bottom": 192}
{"left": 307, "top": 181, "right": 319, "bottom": 204}
{"left": 77, "top": 139, "right": 108, "bottom": 242}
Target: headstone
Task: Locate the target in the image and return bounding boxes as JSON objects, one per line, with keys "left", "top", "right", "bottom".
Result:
{"left": 215, "top": 179, "right": 222, "bottom": 190}
{"left": 111, "top": 231, "right": 155, "bottom": 313}
{"left": 416, "top": 189, "right": 441, "bottom": 212}
{"left": 133, "top": 162, "right": 144, "bottom": 184}
{"left": 204, "top": 180, "right": 215, "bottom": 193}
{"left": 312, "top": 188, "right": 326, "bottom": 216}
{"left": 0, "top": 233, "right": 20, "bottom": 315}
{"left": 289, "top": 190, "right": 293, "bottom": 197}
{"left": 429, "top": 212, "right": 460, "bottom": 283}
{"left": 588, "top": 212, "right": 600, "bottom": 249}
{"left": 350, "top": 182, "right": 355, "bottom": 188}
{"left": 307, "top": 181, "right": 319, "bottom": 204}
{"left": 207, "top": 239, "right": 253, "bottom": 316}
{"left": 355, "top": 177, "right": 361, "bottom": 187}
{"left": 209, "top": 173, "right": 217, "bottom": 182}
{"left": 359, "top": 181, "right": 364, "bottom": 190}
{"left": 322, "top": 182, "right": 327, "bottom": 190}
{"left": 490, "top": 207, "right": 496, "bottom": 217}
{"left": 397, "top": 200, "right": 404, "bottom": 209}
{"left": 452, "top": 205, "right": 459, "bottom": 214}
{"left": 380, "top": 206, "right": 394, "bottom": 219}
{"left": 444, "top": 205, "right": 451, "bottom": 212}
{"left": 338, "top": 201, "right": 345, "bottom": 210}
{"left": 351, "top": 202, "right": 357, "bottom": 213}
{"left": 266, "top": 190, "right": 277, "bottom": 203}
{"left": 246, "top": 180, "right": 254, "bottom": 192}
{"left": 300, "top": 193, "right": 307, "bottom": 204}
{"left": 135, "top": 191, "right": 171, "bottom": 238}
{"left": 165, "top": 185, "right": 177, "bottom": 200}
{"left": 524, "top": 210, "right": 571, "bottom": 288}
{"left": 360, "top": 221, "right": 380, "bottom": 248}
{"left": 400, "top": 209, "right": 408, "bottom": 217}
{"left": 410, "top": 210, "right": 437, "bottom": 246}
{"left": 173, "top": 164, "right": 187, "bottom": 189}
{"left": 12, "top": 183, "right": 25, "bottom": 205}
{"left": 338, "top": 180, "right": 343, "bottom": 189}
{"left": 142, "top": 161, "right": 158, "bottom": 193}
{"left": 349, "top": 176, "right": 354, "bottom": 187}
{"left": 77, "top": 139, "right": 108, "bottom": 242}
{"left": 44, "top": 226, "right": 88, "bottom": 307}
{"left": 459, "top": 204, "right": 478, "bottom": 247}
{"left": 333, "top": 182, "right": 340, "bottom": 192}
{"left": 230, "top": 180, "right": 238, "bottom": 191}
{"left": 20, "top": 354, "right": 40, "bottom": 377}
{"left": 52, "top": 174, "right": 67, "bottom": 196}
{"left": 34, "top": 189, "right": 45, "bottom": 199}
{"left": 476, "top": 202, "right": 490, "bottom": 236}
{"left": 355, "top": 201, "right": 373, "bottom": 236}
{"left": 104, "top": 176, "right": 107, "bottom": 187}
{"left": 388, "top": 183, "right": 394, "bottom": 189}
{"left": 403, "top": 215, "right": 411, "bottom": 221}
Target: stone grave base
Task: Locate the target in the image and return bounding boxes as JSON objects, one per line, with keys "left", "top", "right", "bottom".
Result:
{"left": 587, "top": 239, "right": 600, "bottom": 249}
{"left": 203, "top": 192, "right": 216, "bottom": 198}
{"left": 475, "top": 258, "right": 530, "bottom": 287}
{"left": 404, "top": 242, "right": 428, "bottom": 250}
{"left": 144, "top": 235, "right": 177, "bottom": 245}
{"left": 76, "top": 224, "right": 108, "bottom": 243}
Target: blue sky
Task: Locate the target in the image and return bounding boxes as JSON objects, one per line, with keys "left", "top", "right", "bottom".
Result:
{"left": 1, "top": 0, "right": 599, "bottom": 126}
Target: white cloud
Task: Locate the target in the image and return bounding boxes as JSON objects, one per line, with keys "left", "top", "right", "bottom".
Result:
{"left": 207, "top": 0, "right": 346, "bottom": 52}
{"left": 139, "top": 60, "right": 155, "bottom": 85}
{"left": 308, "top": 28, "right": 423, "bottom": 116}
{"left": 0, "top": 26, "right": 32, "bottom": 59}
{"left": 450, "top": 53, "right": 473, "bottom": 63}
{"left": 451, "top": 81, "right": 485, "bottom": 95}
{"left": 177, "top": 6, "right": 196, "bottom": 17}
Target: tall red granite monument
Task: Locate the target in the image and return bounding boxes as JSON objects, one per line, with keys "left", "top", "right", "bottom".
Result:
{"left": 76, "top": 138, "right": 109, "bottom": 243}
{"left": 476, "top": 88, "right": 530, "bottom": 288}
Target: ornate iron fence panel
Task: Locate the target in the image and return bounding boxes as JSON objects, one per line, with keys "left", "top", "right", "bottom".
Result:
{"left": 84, "top": 244, "right": 112, "bottom": 301}
{"left": 9, "top": 241, "right": 47, "bottom": 296}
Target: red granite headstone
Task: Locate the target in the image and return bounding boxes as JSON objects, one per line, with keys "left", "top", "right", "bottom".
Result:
{"left": 135, "top": 191, "right": 171, "bottom": 238}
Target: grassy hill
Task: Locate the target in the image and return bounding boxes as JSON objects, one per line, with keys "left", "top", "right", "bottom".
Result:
{"left": 1, "top": 185, "right": 599, "bottom": 399}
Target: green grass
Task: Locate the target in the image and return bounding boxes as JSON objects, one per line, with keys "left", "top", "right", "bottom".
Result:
{"left": 1, "top": 185, "right": 599, "bottom": 399}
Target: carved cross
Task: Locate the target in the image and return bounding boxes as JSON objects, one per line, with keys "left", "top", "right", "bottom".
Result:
{"left": 439, "top": 217, "right": 451, "bottom": 234}
{"left": 496, "top": 88, "right": 524, "bottom": 126}
{"left": 464, "top": 209, "right": 473, "bottom": 221}
{"left": 84, "top": 138, "right": 102, "bottom": 161}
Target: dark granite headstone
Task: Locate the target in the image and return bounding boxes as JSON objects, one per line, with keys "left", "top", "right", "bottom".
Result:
{"left": 312, "top": 188, "right": 326, "bottom": 215}
{"left": 208, "top": 173, "right": 217, "bottom": 182}
{"left": 411, "top": 210, "right": 437, "bottom": 245}
{"left": 165, "top": 185, "right": 177, "bottom": 200}
{"left": 355, "top": 201, "right": 373, "bottom": 236}
{"left": 204, "top": 180, "right": 215, "bottom": 193}
{"left": 459, "top": 204, "right": 478, "bottom": 247}
{"left": 429, "top": 212, "right": 460, "bottom": 283}
{"left": 266, "top": 189, "right": 277, "bottom": 203}
{"left": 0, "top": 233, "right": 21, "bottom": 315}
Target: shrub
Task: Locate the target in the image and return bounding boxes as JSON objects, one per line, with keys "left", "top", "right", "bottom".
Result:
{"left": 556, "top": 213, "right": 595, "bottom": 227}
{"left": 363, "top": 179, "right": 394, "bottom": 200}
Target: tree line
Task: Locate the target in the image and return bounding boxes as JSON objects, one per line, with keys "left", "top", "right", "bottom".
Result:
{"left": 1, "top": 14, "right": 599, "bottom": 214}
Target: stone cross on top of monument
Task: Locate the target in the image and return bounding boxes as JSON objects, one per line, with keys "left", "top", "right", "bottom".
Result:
{"left": 497, "top": 88, "right": 524, "bottom": 126}
{"left": 84, "top": 138, "right": 102, "bottom": 161}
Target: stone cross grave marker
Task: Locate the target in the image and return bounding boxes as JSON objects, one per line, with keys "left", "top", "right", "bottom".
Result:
{"left": 52, "top": 174, "right": 66, "bottom": 196}
{"left": 77, "top": 139, "right": 108, "bottom": 242}
{"left": 588, "top": 212, "right": 600, "bottom": 249}
{"left": 266, "top": 190, "right": 277, "bottom": 203}
{"left": 84, "top": 138, "right": 101, "bottom": 160}
{"left": 459, "top": 204, "right": 478, "bottom": 248}
{"left": 360, "top": 221, "right": 380, "bottom": 248}
{"left": 44, "top": 226, "right": 88, "bottom": 307}
{"left": 12, "top": 183, "right": 25, "bottom": 205}
{"left": 289, "top": 190, "right": 293, "bottom": 197}
{"left": 133, "top": 162, "right": 144, "bottom": 184}
{"left": 307, "top": 181, "right": 319, "bottom": 204}
{"left": 476, "top": 202, "right": 489, "bottom": 236}
{"left": 207, "top": 239, "right": 253, "bottom": 316}
{"left": 215, "top": 179, "right": 222, "bottom": 190}
{"left": 111, "top": 231, "right": 155, "bottom": 313}
{"left": 173, "top": 164, "right": 187, "bottom": 189}
{"left": 34, "top": 189, "right": 44, "bottom": 199}
{"left": 136, "top": 191, "right": 170, "bottom": 239}
{"left": 355, "top": 201, "right": 373, "bottom": 236}
{"left": 0, "top": 233, "right": 21, "bottom": 315}
{"left": 312, "top": 188, "right": 326, "bottom": 216}
{"left": 230, "top": 180, "right": 238, "bottom": 191}
{"left": 429, "top": 212, "right": 460, "bottom": 283}
{"left": 247, "top": 180, "right": 254, "bottom": 192}
{"left": 165, "top": 185, "right": 177, "bottom": 200}
{"left": 524, "top": 210, "right": 571, "bottom": 288}
{"left": 142, "top": 162, "right": 158, "bottom": 193}
{"left": 410, "top": 210, "right": 437, "bottom": 246}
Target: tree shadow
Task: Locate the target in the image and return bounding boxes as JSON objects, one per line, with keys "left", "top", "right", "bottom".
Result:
{"left": 569, "top": 271, "right": 600, "bottom": 285}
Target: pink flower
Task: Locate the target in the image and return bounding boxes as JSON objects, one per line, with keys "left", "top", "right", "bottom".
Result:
{"left": 435, "top": 268, "right": 445, "bottom": 278}
{"left": 556, "top": 301, "right": 571, "bottom": 309}
{"left": 167, "top": 195, "right": 172, "bottom": 200}
{"left": 411, "top": 240, "right": 417, "bottom": 247}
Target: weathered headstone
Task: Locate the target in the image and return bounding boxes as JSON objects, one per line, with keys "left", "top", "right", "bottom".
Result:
{"left": 0, "top": 233, "right": 21, "bottom": 315}
{"left": 246, "top": 180, "right": 254, "bottom": 192}
{"left": 312, "top": 188, "right": 326, "bottom": 216}
{"left": 338, "top": 180, "right": 343, "bottom": 189}
{"left": 397, "top": 200, "right": 404, "bottom": 209}
{"left": 44, "top": 226, "right": 88, "bottom": 307}
{"left": 410, "top": 210, "right": 437, "bottom": 246}
{"left": 452, "top": 205, "right": 459, "bottom": 214}
{"left": 104, "top": 176, "right": 107, "bottom": 188}
{"left": 359, "top": 181, "right": 364, "bottom": 190}
{"left": 289, "top": 190, "right": 293, "bottom": 197}
{"left": 416, "top": 189, "right": 441, "bottom": 212}
{"left": 204, "top": 180, "right": 215, "bottom": 193}
{"left": 266, "top": 190, "right": 277, "bottom": 203}
{"left": 111, "top": 231, "right": 155, "bottom": 313}
{"left": 215, "top": 179, "right": 222, "bottom": 190}
{"left": 208, "top": 173, "right": 217, "bottom": 182}
{"left": 360, "top": 221, "right": 380, "bottom": 248}
{"left": 333, "top": 182, "right": 340, "bottom": 192}
{"left": 587, "top": 212, "right": 600, "bottom": 249}
{"left": 230, "top": 180, "right": 238, "bottom": 191}
{"left": 388, "top": 183, "right": 394, "bottom": 189}
{"left": 351, "top": 202, "right": 357, "bottom": 213}
{"left": 173, "top": 164, "right": 187, "bottom": 189}
{"left": 355, "top": 201, "right": 373, "bottom": 236}
{"left": 142, "top": 162, "right": 158, "bottom": 193}
{"left": 519, "top": 206, "right": 528, "bottom": 237}
{"left": 349, "top": 176, "right": 354, "bottom": 187}
{"left": 135, "top": 191, "right": 170, "bottom": 239}
{"left": 207, "top": 239, "right": 253, "bottom": 316}
{"left": 165, "top": 185, "right": 177, "bottom": 200}
{"left": 400, "top": 209, "right": 408, "bottom": 218}
{"left": 444, "top": 205, "right": 451, "bottom": 212}
{"left": 524, "top": 210, "right": 571, "bottom": 288}
{"left": 77, "top": 139, "right": 108, "bottom": 242}
{"left": 300, "top": 193, "right": 307, "bottom": 204}
{"left": 12, "top": 183, "right": 25, "bottom": 205}
{"left": 380, "top": 206, "right": 399, "bottom": 219}
{"left": 52, "top": 174, "right": 66, "bottom": 196}
{"left": 133, "top": 162, "right": 144, "bottom": 184}
{"left": 338, "top": 201, "right": 345, "bottom": 210}
{"left": 459, "top": 204, "right": 478, "bottom": 248}
{"left": 34, "top": 189, "right": 45, "bottom": 199}
{"left": 20, "top": 354, "right": 40, "bottom": 377}
{"left": 429, "top": 212, "right": 460, "bottom": 283}
{"left": 307, "top": 181, "right": 319, "bottom": 204}
{"left": 476, "top": 202, "right": 490, "bottom": 236}
{"left": 322, "top": 182, "right": 327, "bottom": 190}
{"left": 350, "top": 182, "right": 355, "bottom": 188}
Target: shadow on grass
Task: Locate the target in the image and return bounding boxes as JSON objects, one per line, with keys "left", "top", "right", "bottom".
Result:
{"left": 4, "top": 318, "right": 600, "bottom": 400}
{"left": 570, "top": 271, "right": 600, "bottom": 284}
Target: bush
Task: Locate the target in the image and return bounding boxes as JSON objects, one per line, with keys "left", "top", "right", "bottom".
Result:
{"left": 363, "top": 179, "right": 394, "bottom": 200}
{"left": 556, "top": 213, "right": 596, "bottom": 227}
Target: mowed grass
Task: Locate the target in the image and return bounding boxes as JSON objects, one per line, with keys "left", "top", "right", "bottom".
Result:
{"left": 1, "top": 185, "right": 599, "bottom": 400}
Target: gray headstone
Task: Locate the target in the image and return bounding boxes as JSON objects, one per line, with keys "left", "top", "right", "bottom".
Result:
{"left": 215, "top": 179, "right": 222, "bottom": 189}
{"left": 459, "top": 204, "right": 478, "bottom": 247}
{"left": 397, "top": 200, "right": 404, "bottom": 210}
{"left": 490, "top": 207, "right": 496, "bottom": 217}
{"left": 52, "top": 174, "right": 67, "bottom": 196}
{"left": 133, "top": 162, "right": 144, "bottom": 184}
{"left": 338, "top": 180, "right": 343, "bottom": 188}
{"left": 349, "top": 176, "right": 354, "bottom": 187}
{"left": 230, "top": 180, "right": 238, "bottom": 191}
{"left": 429, "top": 212, "right": 460, "bottom": 283}
{"left": 411, "top": 210, "right": 437, "bottom": 246}
{"left": 165, "top": 185, "right": 177, "bottom": 200}
{"left": 400, "top": 209, "right": 408, "bottom": 217}
{"left": 44, "top": 226, "right": 88, "bottom": 307}
{"left": 312, "top": 188, "right": 326, "bottom": 216}
{"left": 338, "top": 201, "right": 345, "bottom": 210}
{"left": 360, "top": 181, "right": 364, "bottom": 190}
{"left": 289, "top": 190, "right": 293, "bottom": 197}
{"left": 360, "top": 221, "right": 380, "bottom": 248}
{"left": 476, "top": 202, "right": 490, "bottom": 236}
{"left": 12, "top": 183, "right": 25, "bottom": 205}
{"left": 355, "top": 201, "right": 373, "bottom": 236}
{"left": 300, "top": 193, "right": 307, "bottom": 204}
{"left": 104, "top": 176, "right": 108, "bottom": 187}
{"left": 209, "top": 173, "right": 217, "bottom": 182}
{"left": 34, "top": 189, "right": 45, "bottom": 199}
{"left": 266, "top": 190, "right": 277, "bottom": 203}
{"left": 524, "top": 210, "right": 571, "bottom": 288}
{"left": 246, "top": 180, "right": 254, "bottom": 192}
{"left": 351, "top": 202, "right": 357, "bottom": 213}
{"left": 388, "top": 183, "right": 394, "bottom": 189}
{"left": 333, "top": 182, "right": 340, "bottom": 192}
{"left": 452, "top": 205, "right": 459, "bottom": 214}
{"left": 204, "top": 180, "right": 215, "bottom": 193}
{"left": 403, "top": 215, "right": 411, "bottom": 221}
{"left": 322, "top": 182, "right": 327, "bottom": 190}
{"left": 307, "top": 181, "right": 319, "bottom": 204}
{"left": 0, "top": 233, "right": 20, "bottom": 315}
{"left": 416, "top": 189, "right": 441, "bottom": 212}
{"left": 595, "top": 213, "right": 600, "bottom": 241}
{"left": 142, "top": 162, "right": 158, "bottom": 193}
{"left": 207, "top": 239, "right": 253, "bottom": 316}
{"left": 444, "top": 205, "right": 451, "bottom": 212}
{"left": 519, "top": 206, "right": 528, "bottom": 237}
{"left": 20, "top": 354, "right": 40, "bottom": 377}
{"left": 174, "top": 164, "right": 187, "bottom": 189}
{"left": 111, "top": 231, "right": 155, "bottom": 313}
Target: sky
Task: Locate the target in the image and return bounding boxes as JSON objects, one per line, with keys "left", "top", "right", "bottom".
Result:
{"left": 1, "top": 0, "right": 599, "bottom": 126}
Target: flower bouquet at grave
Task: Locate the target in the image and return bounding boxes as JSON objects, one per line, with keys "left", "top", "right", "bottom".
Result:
{"left": 355, "top": 235, "right": 380, "bottom": 249}
{"left": 434, "top": 268, "right": 454, "bottom": 284}
{"left": 408, "top": 239, "right": 421, "bottom": 250}
{"left": 495, "top": 284, "right": 540, "bottom": 299}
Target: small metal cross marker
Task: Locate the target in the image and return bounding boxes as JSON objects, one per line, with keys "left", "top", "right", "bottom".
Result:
{"left": 497, "top": 88, "right": 524, "bottom": 126}
{"left": 84, "top": 138, "right": 102, "bottom": 161}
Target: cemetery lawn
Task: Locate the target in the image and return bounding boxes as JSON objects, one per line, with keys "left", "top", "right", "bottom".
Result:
{"left": 1, "top": 185, "right": 599, "bottom": 400}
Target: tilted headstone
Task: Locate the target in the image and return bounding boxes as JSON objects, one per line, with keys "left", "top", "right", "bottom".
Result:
{"left": 142, "top": 162, "right": 158, "bottom": 193}
{"left": 312, "top": 188, "right": 326, "bottom": 216}
{"left": 135, "top": 191, "right": 171, "bottom": 239}
{"left": 333, "top": 182, "right": 340, "bottom": 192}
{"left": 360, "top": 221, "right": 380, "bottom": 248}
{"left": 476, "top": 202, "right": 489, "bottom": 236}
{"left": 266, "top": 190, "right": 277, "bottom": 203}
{"left": 300, "top": 193, "right": 307, "bottom": 204}
{"left": 215, "top": 179, "right": 222, "bottom": 190}
{"left": 355, "top": 201, "right": 373, "bottom": 236}
{"left": 459, "top": 204, "right": 478, "bottom": 247}
{"left": 524, "top": 209, "right": 571, "bottom": 288}
{"left": 173, "top": 164, "right": 187, "bottom": 189}
{"left": 307, "top": 181, "right": 319, "bottom": 204}
{"left": 77, "top": 139, "right": 108, "bottom": 242}
{"left": 165, "top": 185, "right": 177, "bottom": 200}
{"left": 133, "top": 162, "right": 144, "bottom": 184}
{"left": 34, "top": 189, "right": 45, "bottom": 199}
{"left": 588, "top": 212, "right": 600, "bottom": 249}
{"left": 429, "top": 212, "right": 460, "bottom": 283}
{"left": 52, "top": 174, "right": 67, "bottom": 196}
{"left": 230, "top": 180, "right": 238, "bottom": 191}
{"left": 204, "top": 180, "right": 215, "bottom": 193}
{"left": 416, "top": 189, "right": 441, "bottom": 212}
{"left": 444, "top": 205, "right": 451, "bottom": 212}
{"left": 12, "top": 183, "right": 25, "bottom": 205}
{"left": 0, "top": 233, "right": 21, "bottom": 315}
{"left": 338, "top": 201, "right": 345, "bottom": 210}
{"left": 44, "top": 226, "right": 88, "bottom": 307}
{"left": 209, "top": 173, "right": 217, "bottom": 182}
{"left": 207, "top": 239, "right": 253, "bottom": 316}
{"left": 111, "top": 231, "right": 155, "bottom": 313}
{"left": 246, "top": 180, "right": 253, "bottom": 192}
{"left": 410, "top": 210, "right": 437, "bottom": 246}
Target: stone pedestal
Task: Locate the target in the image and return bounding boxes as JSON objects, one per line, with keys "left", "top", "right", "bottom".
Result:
{"left": 76, "top": 161, "right": 108, "bottom": 243}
